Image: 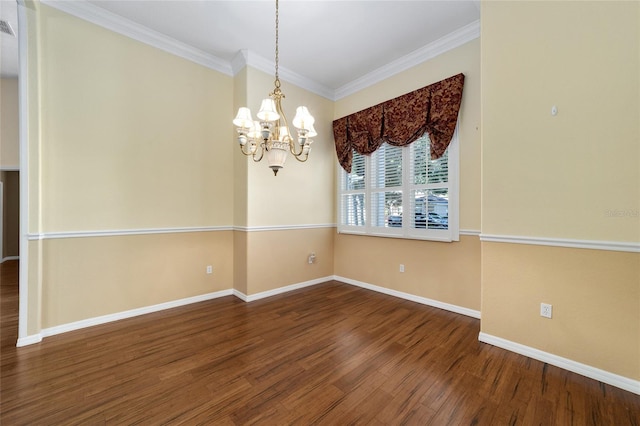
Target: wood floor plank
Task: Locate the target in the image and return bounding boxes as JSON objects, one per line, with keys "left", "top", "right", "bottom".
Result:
{"left": 2, "top": 260, "right": 639, "bottom": 425}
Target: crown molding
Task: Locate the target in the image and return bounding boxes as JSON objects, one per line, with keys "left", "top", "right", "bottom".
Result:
{"left": 41, "top": 0, "right": 233, "bottom": 76}
{"left": 334, "top": 19, "right": 480, "bottom": 100}
{"left": 231, "top": 49, "right": 250, "bottom": 75}
{"left": 40, "top": 1, "right": 479, "bottom": 101}
{"left": 231, "top": 49, "right": 335, "bottom": 100}
{"left": 236, "top": 19, "right": 481, "bottom": 101}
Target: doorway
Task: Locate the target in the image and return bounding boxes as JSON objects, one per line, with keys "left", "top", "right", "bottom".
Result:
{"left": 1, "top": 171, "right": 20, "bottom": 263}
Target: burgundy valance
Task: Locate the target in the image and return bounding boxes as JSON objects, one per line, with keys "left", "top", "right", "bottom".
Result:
{"left": 333, "top": 73, "right": 465, "bottom": 173}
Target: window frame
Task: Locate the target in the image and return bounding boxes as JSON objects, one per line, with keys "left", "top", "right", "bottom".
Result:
{"left": 337, "top": 126, "right": 459, "bottom": 242}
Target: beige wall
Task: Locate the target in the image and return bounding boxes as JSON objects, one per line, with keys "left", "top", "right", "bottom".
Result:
{"left": 481, "top": 1, "right": 639, "bottom": 242}
{"left": 41, "top": 232, "right": 233, "bottom": 328}
{"left": 1, "top": 78, "right": 20, "bottom": 169}
{"left": 233, "top": 230, "right": 248, "bottom": 295}
{"left": 25, "top": 3, "right": 338, "bottom": 330}
{"left": 236, "top": 67, "right": 336, "bottom": 297}
{"left": 482, "top": 242, "right": 639, "bottom": 380}
{"left": 26, "top": 1, "right": 41, "bottom": 235}
{"left": 232, "top": 68, "right": 250, "bottom": 295}
{"left": 332, "top": 39, "right": 481, "bottom": 312}
{"left": 244, "top": 67, "right": 336, "bottom": 227}
{"left": 27, "top": 240, "right": 43, "bottom": 336}
{"left": 24, "top": 4, "right": 236, "bottom": 331}
{"left": 335, "top": 234, "right": 480, "bottom": 311}
{"left": 245, "top": 228, "right": 334, "bottom": 295}
{"left": 233, "top": 67, "right": 249, "bottom": 228}
{"left": 481, "top": 1, "right": 640, "bottom": 380}
{"left": 24, "top": 0, "right": 44, "bottom": 337}
{"left": 1, "top": 171, "right": 20, "bottom": 258}
{"left": 39, "top": 5, "right": 234, "bottom": 232}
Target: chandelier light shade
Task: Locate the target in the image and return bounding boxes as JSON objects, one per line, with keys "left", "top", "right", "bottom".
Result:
{"left": 232, "top": 0, "right": 316, "bottom": 176}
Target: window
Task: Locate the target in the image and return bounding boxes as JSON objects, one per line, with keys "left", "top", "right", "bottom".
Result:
{"left": 338, "top": 129, "right": 459, "bottom": 242}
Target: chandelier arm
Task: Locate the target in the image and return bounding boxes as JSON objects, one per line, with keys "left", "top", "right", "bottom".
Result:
{"left": 292, "top": 152, "right": 310, "bottom": 163}
{"left": 239, "top": 143, "right": 256, "bottom": 156}
{"left": 252, "top": 143, "right": 266, "bottom": 162}
{"left": 289, "top": 139, "right": 304, "bottom": 156}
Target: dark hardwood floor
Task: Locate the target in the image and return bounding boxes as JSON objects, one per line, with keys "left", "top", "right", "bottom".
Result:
{"left": 1, "top": 259, "right": 639, "bottom": 425}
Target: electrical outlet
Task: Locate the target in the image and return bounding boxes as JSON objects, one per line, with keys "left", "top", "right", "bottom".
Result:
{"left": 308, "top": 253, "right": 316, "bottom": 264}
{"left": 206, "top": 265, "right": 213, "bottom": 274}
{"left": 540, "top": 303, "right": 552, "bottom": 318}
{"left": 399, "top": 264, "right": 405, "bottom": 273}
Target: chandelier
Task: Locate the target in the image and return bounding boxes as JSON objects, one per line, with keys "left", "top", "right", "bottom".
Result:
{"left": 232, "top": 0, "right": 317, "bottom": 176}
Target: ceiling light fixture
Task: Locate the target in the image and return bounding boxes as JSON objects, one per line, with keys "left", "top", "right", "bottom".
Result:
{"left": 232, "top": 0, "right": 316, "bottom": 176}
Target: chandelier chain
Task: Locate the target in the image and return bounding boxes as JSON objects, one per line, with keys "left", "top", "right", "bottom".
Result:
{"left": 274, "top": 0, "right": 280, "bottom": 88}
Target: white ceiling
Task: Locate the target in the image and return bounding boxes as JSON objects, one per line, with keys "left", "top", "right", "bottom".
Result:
{"left": 0, "top": 0, "right": 479, "bottom": 97}
{"left": 0, "top": 0, "right": 19, "bottom": 77}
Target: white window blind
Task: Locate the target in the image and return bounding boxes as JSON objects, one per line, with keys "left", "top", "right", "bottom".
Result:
{"left": 371, "top": 144, "right": 403, "bottom": 229}
{"left": 409, "top": 135, "right": 449, "bottom": 231}
{"left": 340, "top": 151, "right": 366, "bottom": 227}
{"left": 337, "top": 129, "right": 459, "bottom": 242}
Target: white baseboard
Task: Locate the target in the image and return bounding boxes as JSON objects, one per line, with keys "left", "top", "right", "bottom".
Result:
{"left": 334, "top": 275, "right": 481, "bottom": 319}
{"left": 40, "top": 289, "right": 234, "bottom": 339}
{"left": 479, "top": 332, "right": 640, "bottom": 395}
{"left": 20, "top": 277, "right": 332, "bottom": 345}
{"left": 16, "top": 333, "right": 42, "bottom": 347}
{"left": 14, "top": 277, "right": 638, "bottom": 396}
{"left": 233, "top": 276, "right": 333, "bottom": 302}
{"left": 1, "top": 256, "right": 19, "bottom": 263}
